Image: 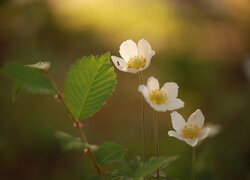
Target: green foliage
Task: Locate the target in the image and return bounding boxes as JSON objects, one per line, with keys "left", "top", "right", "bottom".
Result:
{"left": 64, "top": 52, "right": 116, "bottom": 120}
{"left": 109, "top": 156, "right": 141, "bottom": 180}
{"left": 12, "top": 83, "right": 21, "bottom": 102}
{"left": 87, "top": 174, "right": 102, "bottom": 180}
{"left": 108, "top": 156, "right": 177, "bottom": 180}
{"left": 1, "top": 62, "right": 55, "bottom": 94}
{"left": 55, "top": 131, "right": 91, "bottom": 151}
{"left": 133, "top": 156, "right": 178, "bottom": 180}
{"left": 94, "top": 142, "right": 126, "bottom": 166}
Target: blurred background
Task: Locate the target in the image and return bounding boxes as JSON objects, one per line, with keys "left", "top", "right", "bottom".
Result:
{"left": 0, "top": 0, "right": 250, "bottom": 179}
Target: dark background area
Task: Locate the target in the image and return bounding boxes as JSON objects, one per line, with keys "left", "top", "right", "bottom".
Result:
{"left": 0, "top": 0, "right": 249, "bottom": 179}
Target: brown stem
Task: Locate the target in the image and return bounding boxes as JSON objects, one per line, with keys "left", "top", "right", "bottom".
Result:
{"left": 45, "top": 70, "right": 102, "bottom": 176}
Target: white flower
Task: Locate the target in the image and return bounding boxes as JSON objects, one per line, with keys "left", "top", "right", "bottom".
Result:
{"left": 138, "top": 77, "right": 184, "bottom": 111}
{"left": 168, "top": 109, "right": 211, "bottom": 147}
{"left": 111, "top": 39, "right": 155, "bottom": 73}
{"left": 26, "top": 61, "right": 51, "bottom": 71}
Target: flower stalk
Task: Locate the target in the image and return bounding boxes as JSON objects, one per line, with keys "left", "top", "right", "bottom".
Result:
{"left": 138, "top": 71, "right": 146, "bottom": 166}
{"left": 153, "top": 110, "right": 160, "bottom": 180}
{"left": 191, "top": 147, "right": 196, "bottom": 180}
{"left": 45, "top": 70, "right": 102, "bottom": 177}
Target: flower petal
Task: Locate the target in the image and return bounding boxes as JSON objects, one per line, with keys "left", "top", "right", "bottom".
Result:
{"left": 185, "top": 138, "right": 198, "bottom": 147}
{"left": 197, "top": 128, "right": 211, "bottom": 140}
{"left": 161, "top": 82, "right": 179, "bottom": 98}
{"left": 168, "top": 130, "right": 185, "bottom": 141}
{"left": 147, "top": 77, "right": 159, "bottom": 91}
{"left": 139, "top": 85, "right": 164, "bottom": 111}
{"left": 170, "top": 111, "right": 186, "bottom": 133}
{"left": 206, "top": 123, "right": 221, "bottom": 137}
{"left": 138, "top": 39, "right": 152, "bottom": 59}
{"left": 140, "top": 89, "right": 167, "bottom": 112}
{"left": 126, "top": 68, "right": 140, "bottom": 73}
{"left": 138, "top": 85, "right": 150, "bottom": 99}
{"left": 119, "top": 39, "right": 137, "bottom": 61}
{"left": 111, "top": 56, "right": 128, "bottom": 71}
{"left": 143, "top": 50, "right": 155, "bottom": 70}
{"left": 147, "top": 101, "right": 168, "bottom": 112}
{"left": 187, "top": 109, "right": 205, "bottom": 128}
{"left": 165, "top": 98, "right": 184, "bottom": 111}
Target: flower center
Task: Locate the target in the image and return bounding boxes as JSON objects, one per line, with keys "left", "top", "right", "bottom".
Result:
{"left": 150, "top": 89, "right": 167, "bottom": 104}
{"left": 183, "top": 124, "right": 199, "bottom": 138}
{"left": 127, "top": 55, "right": 146, "bottom": 69}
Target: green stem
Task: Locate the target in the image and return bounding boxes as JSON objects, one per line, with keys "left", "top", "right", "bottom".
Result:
{"left": 191, "top": 147, "right": 196, "bottom": 180}
{"left": 138, "top": 71, "right": 146, "bottom": 179}
{"left": 153, "top": 110, "right": 160, "bottom": 180}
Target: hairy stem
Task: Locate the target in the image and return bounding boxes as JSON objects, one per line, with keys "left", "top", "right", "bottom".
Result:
{"left": 191, "top": 147, "right": 196, "bottom": 180}
{"left": 153, "top": 110, "right": 160, "bottom": 180}
{"left": 46, "top": 71, "right": 102, "bottom": 176}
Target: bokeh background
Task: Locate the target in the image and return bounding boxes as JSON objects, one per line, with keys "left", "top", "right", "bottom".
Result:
{"left": 0, "top": 0, "right": 250, "bottom": 179}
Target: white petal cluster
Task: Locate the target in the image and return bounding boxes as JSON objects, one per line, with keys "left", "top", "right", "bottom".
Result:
{"left": 27, "top": 61, "right": 51, "bottom": 71}
{"left": 168, "top": 109, "right": 211, "bottom": 147}
{"left": 138, "top": 77, "right": 184, "bottom": 112}
{"left": 111, "top": 38, "right": 214, "bottom": 148}
{"left": 111, "top": 39, "right": 155, "bottom": 73}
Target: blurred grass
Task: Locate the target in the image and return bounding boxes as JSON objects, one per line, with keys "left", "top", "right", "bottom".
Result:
{"left": 0, "top": 0, "right": 250, "bottom": 179}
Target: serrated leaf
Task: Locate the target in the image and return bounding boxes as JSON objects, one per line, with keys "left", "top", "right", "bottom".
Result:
{"left": 12, "top": 83, "right": 21, "bottom": 102}
{"left": 1, "top": 62, "right": 55, "bottom": 94}
{"left": 133, "top": 156, "right": 178, "bottom": 180}
{"left": 108, "top": 156, "right": 141, "bottom": 180}
{"left": 64, "top": 52, "right": 116, "bottom": 120}
{"left": 87, "top": 174, "right": 102, "bottom": 180}
{"left": 55, "top": 131, "right": 89, "bottom": 151}
{"left": 94, "top": 142, "right": 126, "bottom": 166}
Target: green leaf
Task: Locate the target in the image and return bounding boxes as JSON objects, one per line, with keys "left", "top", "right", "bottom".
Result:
{"left": 133, "top": 156, "right": 178, "bottom": 180}
{"left": 108, "top": 156, "right": 141, "bottom": 179}
{"left": 1, "top": 62, "right": 55, "bottom": 94}
{"left": 12, "top": 83, "right": 21, "bottom": 102}
{"left": 94, "top": 142, "right": 126, "bottom": 166}
{"left": 55, "top": 131, "right": 89, "bottom": 151}
{"left": 64, "top": 52, "right": 116, "bottom": 120}
{"left": 87, "top": 174, "right": 102, "bottom": 180}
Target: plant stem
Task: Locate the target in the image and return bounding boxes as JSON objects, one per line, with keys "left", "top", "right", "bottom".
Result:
{"left": 46, "top": 71, "right": 102, "bottom": 177}
{"left": 138, "top": 71, "right": 146, "bottom": 165}
{"left": 191, "top": 147, "right": 196, "bottom": 180}
{"left": 153, "top": 110, "right": 160, "bottom": 180}
{"left": 138, "top": 71, "right": 146, "bottom": 180}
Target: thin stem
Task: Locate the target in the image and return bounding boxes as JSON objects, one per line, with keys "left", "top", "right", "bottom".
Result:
{"left": 138, "top": 71, "right": 146, "bottom": 164}
{"left": 191, "top": 147, "right": 196, "bottom": 180}
{"left": 138, "top": 71, "right": 146, "bottom": 180}
{"left": 45, "top": 71, "right": 102, "bottom": 177}
{"left": 153, "top": 110, "right": 160, "bottom": 180}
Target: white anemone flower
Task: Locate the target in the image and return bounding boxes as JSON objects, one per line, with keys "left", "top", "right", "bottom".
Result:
{"left": 111, "top": 39, "right": 155, "bottom": 73}
{"left": 168, "top": 109, "right": 211, "bottom": 147}
{"left": 138, "top": 77, "right": 184, "bottom": 111}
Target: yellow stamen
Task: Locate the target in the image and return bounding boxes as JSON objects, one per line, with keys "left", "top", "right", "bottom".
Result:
{"left": 183, "top": 124, "right": 199, "bottom": 138}
{"left": 127, "top": 55, "right": 146, "bottom": 69}
{"left": 150, "top": 89, "right": 167, "bottom": 104}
